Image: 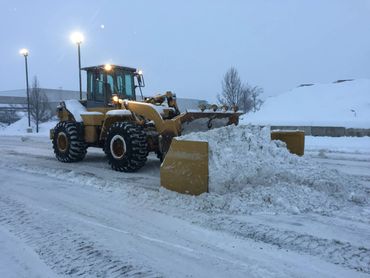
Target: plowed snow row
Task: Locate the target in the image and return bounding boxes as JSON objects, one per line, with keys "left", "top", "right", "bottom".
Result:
{"left": 180, "top": 125, "right": 368, "bottom": 214}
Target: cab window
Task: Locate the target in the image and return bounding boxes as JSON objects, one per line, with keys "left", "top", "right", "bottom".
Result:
{"left": 94, "top": 72, "right": 104, "bottom": 102}
{"left": 106, "top": 74, "right": 114, "bottom": 98}
{"left": 125, "top": 74, "right": 134, "bottom": 99}
{"left": 117, "top": 74, "right": 125, "bottom": 97}
{"left": 87, "top": 71, "right": 94, "bottom": 100}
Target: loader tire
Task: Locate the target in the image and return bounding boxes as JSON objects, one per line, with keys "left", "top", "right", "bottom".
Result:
{"left": 52, "top": 121, "right": 87, "bottom": 162}
{"left": 104, "top": 122, "right": 148, "bottom": 172}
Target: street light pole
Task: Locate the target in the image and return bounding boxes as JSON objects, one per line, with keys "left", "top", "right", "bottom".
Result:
{"left": 24, "top": 54, "right": 30, "bottom": 127}
{"left": 77, "top": 42, "right": 82, "bottom": 100}
{"left": 70, "top": 31, "right": 84, "bottom": 100}
{"left": 20, "top": 48, "right": 31, "bottom": 129}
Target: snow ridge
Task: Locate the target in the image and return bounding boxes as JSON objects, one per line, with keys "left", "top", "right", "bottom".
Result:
{"left": 180, "top": 125, "right": 367, "bottom": 210}
{"left": 205, "top": 217, "right": 370, "bottom": 273}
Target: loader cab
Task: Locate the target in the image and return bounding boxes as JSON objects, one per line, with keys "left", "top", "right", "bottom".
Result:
{"left": 82, "top": 65, "right": 138, "bottom": 108}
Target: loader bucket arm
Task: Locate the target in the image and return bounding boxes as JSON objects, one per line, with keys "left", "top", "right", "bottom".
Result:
{"left": 124, "top": 100, "right": 242, "bottom": 136}
{"left": 124, "top": 101, "right": 181, "bottom": 135}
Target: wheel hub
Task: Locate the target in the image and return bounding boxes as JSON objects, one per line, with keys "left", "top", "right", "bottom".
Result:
{"left": 57, "top": 132, "right": 68, "bottom": 153}
{"left": 110, "top": 135, "right": 126, "bottom": 159}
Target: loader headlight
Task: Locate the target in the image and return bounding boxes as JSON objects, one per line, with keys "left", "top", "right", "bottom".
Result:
{"left": 112, "top": 95, "right": 119, "bottom": 103}
{"left": 104, "top": 64, "right": 113, "bottom": 71}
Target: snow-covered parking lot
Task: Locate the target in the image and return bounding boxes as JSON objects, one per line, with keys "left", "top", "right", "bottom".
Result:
{"left": 0, "top": 130, "right": 369, "bottom": 277}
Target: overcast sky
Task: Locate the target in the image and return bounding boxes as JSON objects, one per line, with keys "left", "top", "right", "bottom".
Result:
{"left": 1, "top": 0, "right": 370, "bottom": 102}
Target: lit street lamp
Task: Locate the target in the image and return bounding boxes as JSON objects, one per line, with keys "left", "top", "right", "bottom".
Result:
{"left": 70, "top": 31, "right": 84, "bottom": 100}
{"left": 19, "top": 48, "right": 32, "bottom": 132}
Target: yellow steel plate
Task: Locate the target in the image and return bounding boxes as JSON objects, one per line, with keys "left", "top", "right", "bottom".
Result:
{"left": 160, "top": 139, "right": 208, "bottom": 195}
{"left": 271, "top": 130, "right": 305, "bottom": 156}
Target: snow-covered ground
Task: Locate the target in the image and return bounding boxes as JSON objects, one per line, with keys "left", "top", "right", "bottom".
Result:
{"left": 0, "top": 120, "right": 369, "bottom": 277}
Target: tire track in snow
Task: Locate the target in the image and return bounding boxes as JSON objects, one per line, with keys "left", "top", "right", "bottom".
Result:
{"left": 0, "top": 195, "right": 160, "bottom": 278}
{"left": 0, "top": 158, "right": 158, "bottom": 192}
{"left": 204, "top": 217, "right": 370, "bottom": 274}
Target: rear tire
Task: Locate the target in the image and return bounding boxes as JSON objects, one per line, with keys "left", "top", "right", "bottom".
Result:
{"left": 52, "top": 121, "right": 87, "bottom": 162}
{"left": 104, "top": 122, "right": 148, "bottom": 172}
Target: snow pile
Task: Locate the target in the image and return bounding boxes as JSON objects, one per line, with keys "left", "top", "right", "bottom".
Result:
{"left": 0, "top": 117, "right": 57, "bottom": 136}
{"left": 179, "top": 125, "right": 367, "bottom": 214}
{"left": 242, "top": 79, "right": 370, "bottom": 128}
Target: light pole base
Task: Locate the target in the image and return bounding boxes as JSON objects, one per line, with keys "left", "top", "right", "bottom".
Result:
{"left": 26, "top": 127, "right": 33, "bottom": 133}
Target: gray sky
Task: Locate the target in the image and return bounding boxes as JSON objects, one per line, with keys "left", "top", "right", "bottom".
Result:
{"left": 1, "top": 0, "right": 370, "bottom": 102}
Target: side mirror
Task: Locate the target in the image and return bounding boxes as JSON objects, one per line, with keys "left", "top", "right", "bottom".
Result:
{"left": 135, "top": 71, "right": 145, "bottom": 88}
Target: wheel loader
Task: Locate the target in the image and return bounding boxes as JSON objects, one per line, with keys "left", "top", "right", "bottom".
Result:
{"left": 50, "top": 64, "right": 242, "bottom": 193}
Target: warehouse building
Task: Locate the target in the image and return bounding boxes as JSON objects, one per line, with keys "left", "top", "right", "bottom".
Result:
{"left": 0, "top": 88, "right": 206, "bottom": 123}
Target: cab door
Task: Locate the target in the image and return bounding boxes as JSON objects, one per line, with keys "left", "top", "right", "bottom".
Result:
{"left": 116, "top": 71, "right": 136, "bottom": 100}
{"left": 86, "top": 70, "right": 114, "bottom": 108}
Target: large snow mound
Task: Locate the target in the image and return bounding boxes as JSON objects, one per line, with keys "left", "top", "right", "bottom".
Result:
{"left": 242, "top": 79, "right": 370, "bottom": 128}
{"left": 179, "top": 125, "right": 367, "bottom": 214}
{"left": 0, "top": 117, "right": 57, "bottom": 136}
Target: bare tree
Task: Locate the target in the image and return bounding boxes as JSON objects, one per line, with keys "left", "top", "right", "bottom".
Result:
{"left": 0, "top": 108, "right": 20, "bottom": 125}
{"left": 218, "top": 67, "right": 263, "bottom": 113}
{"left": 29, "top": 76, "right": 52, "bottom": 133}
{"left": 250, "top": 86, "right": 264, "bottom": 112}
{"left": 218, "top": 67, "right": 244, "bottom": 109}
{"left": 239, "top": 86, "right": 253, "bottom": 113}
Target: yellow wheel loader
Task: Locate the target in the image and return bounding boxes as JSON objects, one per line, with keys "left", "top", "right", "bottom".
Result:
{"left": 50, "top": 64, "right": 242, "bottom": 191}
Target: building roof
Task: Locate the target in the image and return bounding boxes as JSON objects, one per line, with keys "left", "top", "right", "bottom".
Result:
{"left": 0, "top": 88, "right": 85, "bottom": 102}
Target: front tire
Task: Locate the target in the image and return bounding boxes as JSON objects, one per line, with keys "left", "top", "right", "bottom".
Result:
{"left": 104, "top": 122, "right": 148, "bottom": 172}
{"left": 52, "top": 121, "right": 87, "bottom": 162}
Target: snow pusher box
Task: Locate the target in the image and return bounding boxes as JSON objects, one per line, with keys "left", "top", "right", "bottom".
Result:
{"left": 50, "top": 64, "right": 242, "bottom": 193}
{"left": 271, "top": 130, "right": 305, "bottom": 156}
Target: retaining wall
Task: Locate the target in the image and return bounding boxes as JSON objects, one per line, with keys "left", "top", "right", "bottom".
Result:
{"left": 270, "top": 126, "right": 370, "bottom": 137}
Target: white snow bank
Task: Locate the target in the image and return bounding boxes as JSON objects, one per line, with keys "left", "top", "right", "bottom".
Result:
{"left": 179, "top": 125, "right": 367, "bottom": 213}
{"left": 0, "top": 117, "right": 57, "bottom": 136}
{"left": 243, "top": 79, "right": 370, "bottom": 128}
{"left": 305, "top": 136, "right": 370, "bottom": 153}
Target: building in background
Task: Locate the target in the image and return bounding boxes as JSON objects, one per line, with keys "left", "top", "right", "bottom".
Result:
{"left": 0, "top": 89, "right": 85, "bottom": 110}
{"left": 0, "top": 88, "right": 207, "bottom": 123}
